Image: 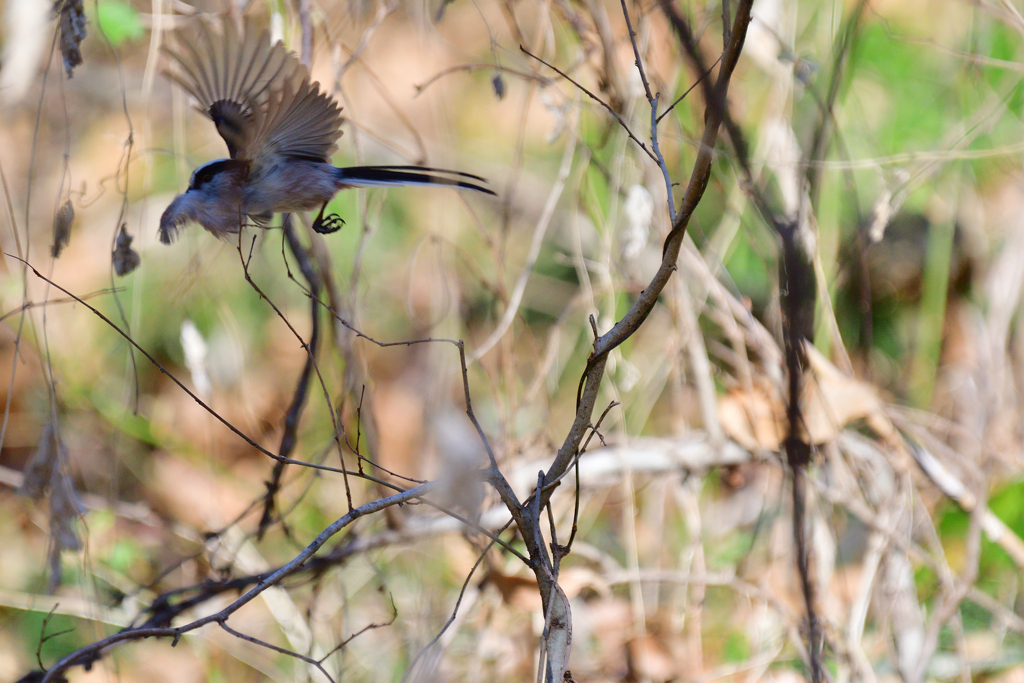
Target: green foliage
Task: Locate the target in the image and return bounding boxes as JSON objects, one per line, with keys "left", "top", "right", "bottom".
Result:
{"left": 848, "top": 24, "right": 954, "bottom": 155}
{"left": 106, "top": 538, "right": 142, "bottom": 574}
{"left": 707, "top": 529, "right": 756, "bottom": 570}
{"left": 94, "top": 0, "right": 144, "bottom": 47}
{"left": 935, "top": 480, "right": 1024, "bottom": 594}
{"left": 721, "top": 229, "right": 772, "bottom": 314}
{"left": 95, "top": 403, "right": 156, "bottom": 446}
{"left": 12, "top": 608, "right": 83, "bottom": 665}
{"left": 990, "top": 479, "right": 1024, "bottom": 539}
{"left": 979, "top": 21, "right": 1024, "bottom": 114}
{"left": 908, "top": 218, "right": 955, "bottom": 404}
{"left": 723, "top": 630, "right": 751, "bottom": 663}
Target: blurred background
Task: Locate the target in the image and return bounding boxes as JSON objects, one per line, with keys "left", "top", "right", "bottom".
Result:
{"left": 1, "top": 0, "right": 1024, "bottom": 680}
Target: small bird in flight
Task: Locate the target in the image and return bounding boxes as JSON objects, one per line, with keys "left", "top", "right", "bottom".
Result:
{"left": 158, "top": 18, "right": 494, "bottom": 244}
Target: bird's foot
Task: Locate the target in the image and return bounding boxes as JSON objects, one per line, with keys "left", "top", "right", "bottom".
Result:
{"left": 313, "top": 212, "right": 345, "bottom": 234}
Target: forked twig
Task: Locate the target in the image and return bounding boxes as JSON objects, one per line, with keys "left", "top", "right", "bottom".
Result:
{"left": 40, "top": 481, "right": 440, "bottom": 683}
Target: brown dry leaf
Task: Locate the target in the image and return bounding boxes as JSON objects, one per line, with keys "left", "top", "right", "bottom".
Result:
{"left": 803, "top": 346, "right": 891, "bottom": 442}
{"left": 718, "top": 345, "right": 891, "bottom": 450}
{"left": 148, "top": 452, "right": 258, "bottom": 528}
{"left": 49, "top": 464, "right": 82, "bottom": 553}
{"left": 987, "top": 666, "right": 1024, "bottom": 683}
{"left": 575, "top": 596, "right": 632, "bottom": 678}
{"left": 628, "top": 634, "right": 676, "bottom": 682}
{"left": 558, "top": 567, "right": 610, "bottom": 600}
{"left": 486, "top": 570, "right": 541, "bottom": 612}
{"left": 767, "top": 670, "right": 810, "bottom": 683}
{"left": 19, "top": 417, "right": 84, "bottom": 590}
{"left": 112, "top": 224, "right": 141, "bottom": 276}
{"left": 485, "top": 567, "right": 608, "bottom": 613}
{"left": 50, "top": 200, "right": 74, "bottom": 258}
{"left": 55, "top": 0, "right": 86, "bottom": 78}
{"left": 0, "top": 329, "right": 43, "bottom": 453}
{"left": 718, "top": 378, "right": 786, "bottom": 451}
{"left": 20, "top": 420, "right": 60, "bottom": 499}
{"left": 372, "top": 381, "right": 426, "bottom": 480}
{"left": 961, "top": 631, "right": 1002, "bottom": 662}
{"left": 70, "top": 641, "right": 206, "bottom": 683}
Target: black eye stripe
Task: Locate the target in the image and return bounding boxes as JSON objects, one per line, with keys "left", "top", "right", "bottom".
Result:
{"left": 189, "top": 160, "right": 231, "bottom": 190}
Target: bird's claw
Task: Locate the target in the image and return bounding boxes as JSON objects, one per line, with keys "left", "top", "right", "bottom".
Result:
{"left": 313, "top": 212, "right": 345, "bottom": 234}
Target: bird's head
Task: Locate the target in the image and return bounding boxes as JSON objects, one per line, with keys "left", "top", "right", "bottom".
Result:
{"left": 159, "top": 159, "right": 247, "bottom": 244}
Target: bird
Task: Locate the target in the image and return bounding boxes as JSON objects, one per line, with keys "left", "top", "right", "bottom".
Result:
{"left": 158, "top": 17, "right": 494, "bottom": 244}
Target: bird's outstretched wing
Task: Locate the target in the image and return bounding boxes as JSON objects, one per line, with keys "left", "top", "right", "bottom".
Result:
{"left": 246, "top": 73, "right": 345, "bottom": 171}
{"left": 162, "top": 18, "right": 300, "bottom": 160}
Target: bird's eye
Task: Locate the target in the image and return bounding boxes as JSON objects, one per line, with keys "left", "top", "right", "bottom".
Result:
{"left": 191, "top": 168, "right": 212, "bottom": 188}
{"left": 189, "top": 160, "right": 228, "bottom": 190}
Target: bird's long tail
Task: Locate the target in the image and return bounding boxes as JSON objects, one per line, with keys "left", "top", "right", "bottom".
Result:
{"left": 334, "top": 165, "right": 496, "bottom": 196}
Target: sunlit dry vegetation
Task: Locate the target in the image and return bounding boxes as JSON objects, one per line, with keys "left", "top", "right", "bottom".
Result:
{"left": 1, "top": 0, "right": 1024, "bottom": 681}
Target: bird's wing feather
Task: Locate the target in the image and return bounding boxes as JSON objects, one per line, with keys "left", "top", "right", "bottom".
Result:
{"left": 248, "top": 75, "right": 344, "bottom": 169}
{"left": 162, "top": 18, "right": 301, "bottom": 160}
